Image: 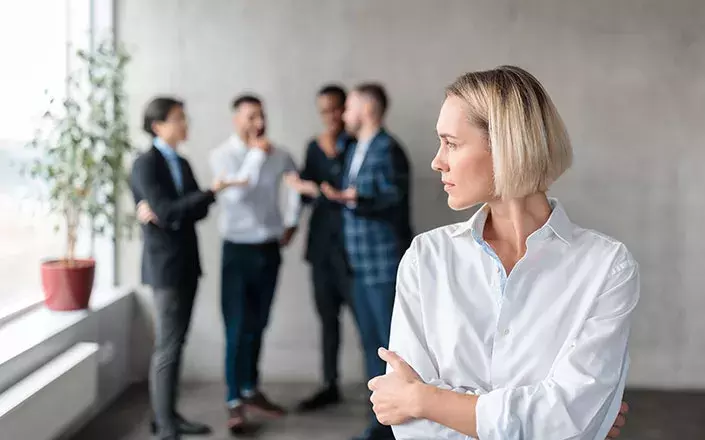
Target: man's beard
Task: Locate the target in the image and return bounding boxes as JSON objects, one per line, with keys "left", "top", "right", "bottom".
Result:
{"left": 345, "top": 122, "right": 360, "bottom": 137}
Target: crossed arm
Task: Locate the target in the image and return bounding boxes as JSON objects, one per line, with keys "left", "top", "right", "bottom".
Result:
{"left": 131, "top": 155, "right": 247, "bottom": 227}
{"left": 130, "top": 156, "right": 216, "bottom": 226}
{"left": 368, "top": 243, "right": 638, "bottom": 439}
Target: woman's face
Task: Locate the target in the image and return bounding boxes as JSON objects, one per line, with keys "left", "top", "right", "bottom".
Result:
{"left": 153, "top": 105, "right": 188, "bottom": 145}
{"left": 432, "top": 95, "right": 494, "bottom": 211}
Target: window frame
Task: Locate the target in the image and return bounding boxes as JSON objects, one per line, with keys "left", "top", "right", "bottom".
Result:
{"left": 0, "top": 0, "right": 116, "bottom": 324}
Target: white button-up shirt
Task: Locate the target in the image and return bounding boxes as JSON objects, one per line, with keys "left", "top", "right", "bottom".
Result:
{"left": 209, "top": 135, "right": 300, "bottom": 244}
{"left": 346, "top": 129, "right": 379, "bottom": 184}
{"left": 389, "top": 199, "right": 639, "bottom": 440}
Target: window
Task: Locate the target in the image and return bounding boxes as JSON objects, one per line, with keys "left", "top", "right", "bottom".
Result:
{"left": 0, "top": 0, "right": 114, "bottom": 317}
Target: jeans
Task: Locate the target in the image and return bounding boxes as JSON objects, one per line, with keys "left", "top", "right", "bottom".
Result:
{"left": 351, "top": 278, "right": 396, "bottom": 381}
{"left": 221, "top": 240, "right": 281, "bottom": 403}
{"left": 349, "top": 277, "right": 396, "bottom": 437}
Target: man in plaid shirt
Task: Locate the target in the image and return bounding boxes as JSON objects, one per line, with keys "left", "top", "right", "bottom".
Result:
{"left": 321, "top": 83, "right": 412, "bottom": 440}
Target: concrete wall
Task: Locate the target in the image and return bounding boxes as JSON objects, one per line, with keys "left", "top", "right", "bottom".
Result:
{"left": 117, "top": 0, "right": 705, "bottom": 388}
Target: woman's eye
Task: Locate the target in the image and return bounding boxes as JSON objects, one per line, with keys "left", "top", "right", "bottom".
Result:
{"left": 447, "top": 142, "right": 457, "bottom": 150}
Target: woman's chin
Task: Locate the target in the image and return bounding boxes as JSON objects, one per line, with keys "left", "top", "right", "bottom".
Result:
{"left": 447, "top": 195, "right": 484, "bottom": 211}
{"left": 447, "top": 197, "right": 469, "bottom": 211}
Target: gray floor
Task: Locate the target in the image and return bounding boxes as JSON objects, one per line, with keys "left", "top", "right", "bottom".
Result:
{"left": 71, "top": 383, "right": 705, "bottom": 439}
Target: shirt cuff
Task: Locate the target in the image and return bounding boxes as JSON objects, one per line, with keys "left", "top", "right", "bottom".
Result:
{"left": 475, "top": 390, "right": 507, "bottom": 440}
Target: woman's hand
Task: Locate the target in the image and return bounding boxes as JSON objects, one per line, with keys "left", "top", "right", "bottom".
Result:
{"left": 368, "top": 348, "right": 425, "bottom": 426}
{"left": 607, "top": 402, "right": 629, "bottom": 439}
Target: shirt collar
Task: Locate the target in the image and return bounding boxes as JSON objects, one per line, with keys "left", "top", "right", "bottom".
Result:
{"left": 451, "top": 197, "right": 573, "bottom": 245}
{"left": 229, "top": 134, "right": 247, "bottom": 151}
{"left": 153, "top": 137, "right": 178, "bottom": 159}
{"left": 356, "top": 128, "right": 382, "bottom": 149}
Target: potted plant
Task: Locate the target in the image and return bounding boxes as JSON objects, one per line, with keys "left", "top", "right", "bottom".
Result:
{"left": 23, "top": 38, "right": 133, "bottom": 311}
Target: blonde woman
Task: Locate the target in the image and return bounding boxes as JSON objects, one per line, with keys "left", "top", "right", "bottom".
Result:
{"left": 368, "top": 66, "right": 636, "bottom": 439}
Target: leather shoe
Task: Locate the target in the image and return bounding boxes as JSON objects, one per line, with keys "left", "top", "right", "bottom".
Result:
{"left": 242, "top": 391, "right": 287, "bottom": 418}
{"left": 297, "top": 384, "right": 341, "bottom": 412}
{"left": 151, "top": 413, "right": 212, "bottom": 436}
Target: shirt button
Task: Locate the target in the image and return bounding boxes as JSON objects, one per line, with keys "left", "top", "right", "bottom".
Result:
{"left": 495, "top": 266, "right": 501, "bottom": 274}
{"left": 503, "top": 328, "right": 510, "bottom": 336}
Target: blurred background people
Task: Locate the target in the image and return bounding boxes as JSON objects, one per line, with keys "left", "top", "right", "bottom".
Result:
{"left": 286, "top": 85, "right": 356, "bottom": 412}
{"left": 209, "top": 95, "right": 301, "bottom": 433}
{"left": 325, "top": 83, "right": 412, "bottom": 440}
{"left": 130, "top": 97, "right": 237, "bottom": 440}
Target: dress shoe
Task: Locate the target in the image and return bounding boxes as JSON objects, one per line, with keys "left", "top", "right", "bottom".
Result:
{"left": 227, "top": 404, "right": 248, "bottom": 435}
{"left": 150, "top": 413, "right": 212, "bottom": 436}
{"left": 297, "top": 384, "right": 341, "bottom": 412}
{"left": 243, "top": 391, "right": 287, "bottom": 418}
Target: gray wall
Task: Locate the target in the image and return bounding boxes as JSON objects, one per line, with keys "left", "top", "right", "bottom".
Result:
{"left": 118, "top": 0, "right": 705, "bottom": 388}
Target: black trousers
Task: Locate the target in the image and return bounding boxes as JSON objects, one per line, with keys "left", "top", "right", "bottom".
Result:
{"left": 150, "top": 280, "right": 198, "bottom": 436}
{"left": 310, "top": 245, "right": 353, "bottom": 385}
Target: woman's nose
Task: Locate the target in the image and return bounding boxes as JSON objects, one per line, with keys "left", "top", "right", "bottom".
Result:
{"left": 431, "top": 148, "right": 448, "bottom": 172}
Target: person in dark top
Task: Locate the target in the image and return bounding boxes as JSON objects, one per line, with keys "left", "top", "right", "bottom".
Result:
{"left": 285, "top": 85, "right": 354, "bottom": 412}
{"left": 130, "top": 97, "right": 240, "bottom": 440}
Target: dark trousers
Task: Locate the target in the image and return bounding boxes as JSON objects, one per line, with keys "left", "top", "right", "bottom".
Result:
{"left": 221, "top": 240, "right": 281, "bottom": 403}
{"left": 351, "top": 278, "right": 396, "bottom": 381}
{"left": 150, "top": 280, "right": 198, "bottom": 436}
{"left": 351, "top": 277, "right": 396, "bottom": 437}
{"left": 310, "top": 245, "right": 352, "bottom": 386}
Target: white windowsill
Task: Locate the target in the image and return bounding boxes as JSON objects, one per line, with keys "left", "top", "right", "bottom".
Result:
{"left": 0, "top": 300, "right": 44, "bottom": 329}
{"left": 0, "top": 287, "right": 134, "bottom": 367}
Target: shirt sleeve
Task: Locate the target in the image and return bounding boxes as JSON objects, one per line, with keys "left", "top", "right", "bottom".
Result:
{"left": 209, "top": 144, "right": 266, "bottom": 203}
{"left": 282, "top": 152, "right": 301, "bottom": 228}
{"left": 131, "top": 155, "right": 215, "bottom": 226}
{"left": 475, "top": 257, "right": 639, "bottom": 440}
{"left": 390, "top": 238, "right": 479, "bottom": 440}
{"left": 299, "top": 142, "right": 324, "bottom": 206}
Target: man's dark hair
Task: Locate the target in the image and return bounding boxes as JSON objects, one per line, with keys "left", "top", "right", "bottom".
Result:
{"left": 317, "top": 84, "right": 347, "bottom": 107}
{"left": 142, "top": 97, "right": 184, "bottom": 136}
{"left": 232, "top": 94, "right": 262, "bottom": 110}
{"left": 355, "top": 83, "right": 388, "bottom": 115}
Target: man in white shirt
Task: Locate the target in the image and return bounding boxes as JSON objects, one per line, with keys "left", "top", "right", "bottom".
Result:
{"left": 209, "top": 95, "right": 300, "bottom": 433}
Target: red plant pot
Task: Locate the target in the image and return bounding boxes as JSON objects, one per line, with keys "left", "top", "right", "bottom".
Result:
{"left": 40, "top": 259, "right": 96, "bottom": 311}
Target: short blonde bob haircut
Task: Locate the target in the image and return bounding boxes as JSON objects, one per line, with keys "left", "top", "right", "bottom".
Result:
{"left": 446, "top": 65, "right": 572, "bottom": 200}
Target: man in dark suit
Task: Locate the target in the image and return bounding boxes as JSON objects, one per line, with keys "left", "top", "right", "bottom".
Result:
{"left": 319, "top": 83, "right": 412, "bottom": 440}
{"left": 285, "top": 85, "right": 354, "bottom": 411}
{"left": 130, "top": 97, "right": 240, "bottom": 440}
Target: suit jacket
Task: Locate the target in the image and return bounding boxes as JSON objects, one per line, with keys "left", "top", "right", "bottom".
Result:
{"left": 299, "top": 134, "right": 349, "bottom": 263}
{"left": 341, "top": 129, "right": 413, "bottom": 286}
{"left": 130, "top": 145, "right": 216, "bottom": 288}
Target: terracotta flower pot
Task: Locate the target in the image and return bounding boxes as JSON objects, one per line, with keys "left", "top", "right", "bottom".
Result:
{"left": 40, "top": 258, "right": 96, "bottom": 311}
